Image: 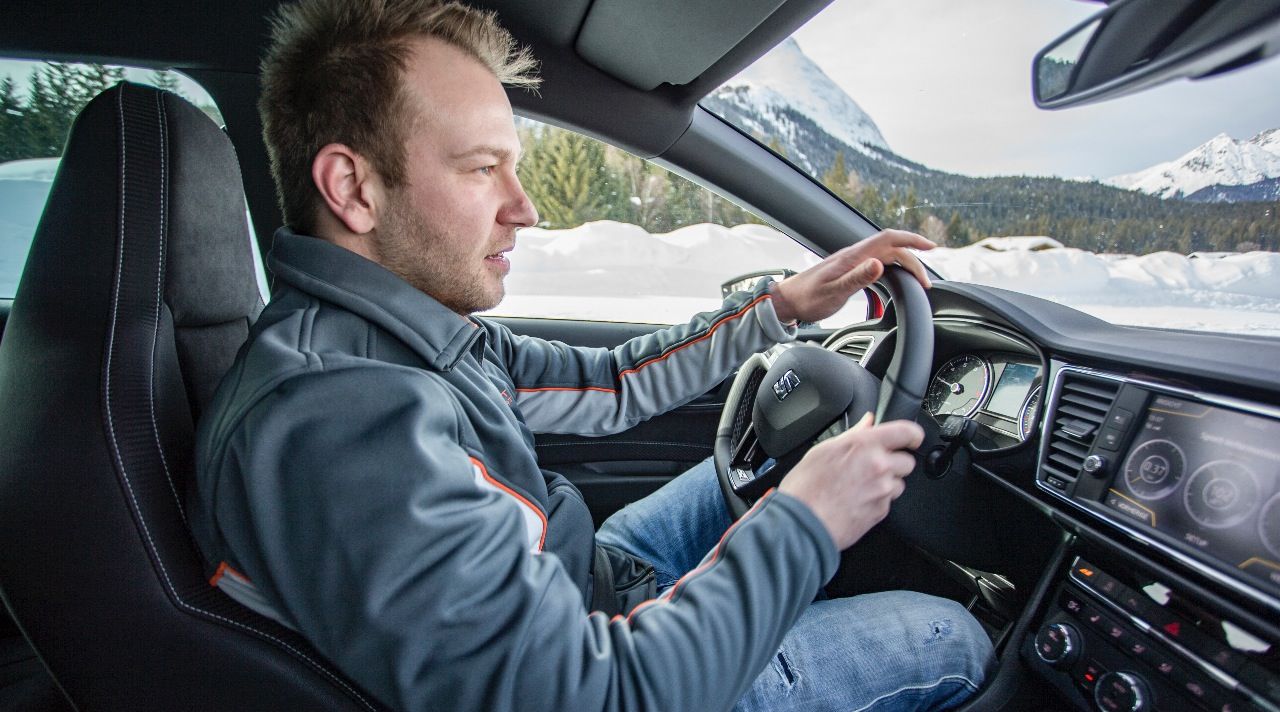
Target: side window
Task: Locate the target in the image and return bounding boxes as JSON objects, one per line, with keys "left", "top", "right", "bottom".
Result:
{"left": 497, "top": 119, "right": 867, "bottom": 327}
{"left": 0, "top": 60, "right": 260, "bottom": 300}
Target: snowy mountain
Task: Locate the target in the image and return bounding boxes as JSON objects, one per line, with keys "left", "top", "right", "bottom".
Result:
{"left": 702, "top": 38, "right": 909, "bottom": 175}
{"left": 1104, "top": 129, "right": 1280, "bottom": 201}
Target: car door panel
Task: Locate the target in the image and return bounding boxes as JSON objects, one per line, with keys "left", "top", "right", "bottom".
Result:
{"left": 493, "top": 316, "right": 725, "bottom": 523}
{"left": 493, "top": 316, "right": 827, "bottom": 523}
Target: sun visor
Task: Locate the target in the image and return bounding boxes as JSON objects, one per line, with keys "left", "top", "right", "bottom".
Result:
{"left": 575, "top": 0, "right": 787, "bottom": 90}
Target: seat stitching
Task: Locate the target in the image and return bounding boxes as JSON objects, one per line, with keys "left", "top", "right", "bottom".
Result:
{"left": 150, "top": 90, "right": 187, "bottom": 527}
{"left": 103, "top": 86, "right": 374, "bottom": 710}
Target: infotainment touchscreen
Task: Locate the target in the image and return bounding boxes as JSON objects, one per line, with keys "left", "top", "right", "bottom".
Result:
{"left": 1104, "top": 395, "right": 1280, "bottom": 596}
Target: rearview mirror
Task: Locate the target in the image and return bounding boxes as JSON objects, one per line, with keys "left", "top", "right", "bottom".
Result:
{"left": 1033, "top": 0, "right": 1280, "bottom": 109}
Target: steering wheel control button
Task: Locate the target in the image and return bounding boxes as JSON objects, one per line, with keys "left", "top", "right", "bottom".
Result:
{"left": 1094, "top": 671, "right": 1151, "bottom": 712}
{"left": 1035, "top": 622, "right": 1080, "bottom": 668}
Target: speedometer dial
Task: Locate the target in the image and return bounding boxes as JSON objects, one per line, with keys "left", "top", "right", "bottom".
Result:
{"left": 1019, "top": 385, "right": 1042, "bottom": 440}
{"left": 924, "top": 355, "right": 991, "bottom": 417}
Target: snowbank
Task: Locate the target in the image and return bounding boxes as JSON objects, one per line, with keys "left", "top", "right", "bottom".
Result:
{"left": 927, "top": 239, "right": 1280, "bottom": 301}
{"left": 498, "top": 223, "right": 1280, "bottom": 336}
{"left": 0, "top": 158, "right": 60, "bottom": 182}
{"left": 507, "top": 221, "right": 821, "bottom": 300}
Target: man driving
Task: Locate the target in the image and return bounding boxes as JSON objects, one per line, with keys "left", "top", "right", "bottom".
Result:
{"left": 190, "top": 0, "right": 994, "bottom": 709}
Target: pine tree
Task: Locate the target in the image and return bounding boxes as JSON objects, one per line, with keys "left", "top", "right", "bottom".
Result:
{"left": 0, "top": 77, "right": 25, "bottom": 162}
{"left": 12, "top": 63, "right": 125, "bottom": 159}
{"left": 24, "top": 64, "right": 78, "bottom": 157}
{"left": 821, "top": 151, "right": 851, "bottom": 202}
{"left": 518, "top": 129, "right": 614, "bottom": 229}
{"left": 78, "top": 64, "right": 124, "bottom": 101}
{"left": 148, "top": 70, "right": 184, "bottom": 97}
{"left": 605, "top": 148, "right": 669, "bottom": 231}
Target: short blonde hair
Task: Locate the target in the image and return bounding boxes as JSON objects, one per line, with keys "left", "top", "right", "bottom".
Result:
{"left": 259, "top": 0, "right": 540, "bottom": 232}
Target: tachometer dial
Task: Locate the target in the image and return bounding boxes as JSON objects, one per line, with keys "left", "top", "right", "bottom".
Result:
{"left": 1019, "top": 385, "right": 1042, "bottom": 440}
{"left": 924, "top": 355, "right": 991, "bottom": 417}
{"left": 1183, "top": 460, "right": 1260, "bottom": 530}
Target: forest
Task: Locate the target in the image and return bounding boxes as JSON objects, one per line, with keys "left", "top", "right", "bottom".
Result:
{"left": 4, "top": 62, "right": 1275, "bottom": 256}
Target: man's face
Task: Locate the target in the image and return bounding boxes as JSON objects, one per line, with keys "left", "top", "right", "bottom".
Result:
{"left": 374, "top": 37, "right": 538, "bottom": 315}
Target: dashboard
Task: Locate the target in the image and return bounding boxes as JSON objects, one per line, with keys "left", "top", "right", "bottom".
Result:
{"left": 821, "top": 281, "right": 1280, "bottom": 712}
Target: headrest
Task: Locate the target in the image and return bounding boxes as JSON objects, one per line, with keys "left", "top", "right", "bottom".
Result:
{"left": 150, "top": 85, "right": 261, "bottom": 326}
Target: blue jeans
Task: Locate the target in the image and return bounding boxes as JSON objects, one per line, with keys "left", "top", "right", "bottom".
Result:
{"left": 596, "top": 459, "right": 994, "bottom": 711}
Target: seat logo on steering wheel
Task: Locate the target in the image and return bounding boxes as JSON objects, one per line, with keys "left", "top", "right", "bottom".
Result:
{"left": 772, "top": 369, "right": 802, "bottom": 401}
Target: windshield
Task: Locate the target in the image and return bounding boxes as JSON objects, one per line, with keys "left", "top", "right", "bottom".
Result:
{"left": 704, "top": 0, "right": 1280, "bottom": 337}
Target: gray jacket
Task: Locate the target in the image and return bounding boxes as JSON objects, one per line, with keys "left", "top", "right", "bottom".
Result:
{"left": 192, "top": 229, "right": 839, "bottom": 712}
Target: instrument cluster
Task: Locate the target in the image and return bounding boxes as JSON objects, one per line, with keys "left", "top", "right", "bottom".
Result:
{"left": 925, "top": 351, "right": 1043, "bottom": 449}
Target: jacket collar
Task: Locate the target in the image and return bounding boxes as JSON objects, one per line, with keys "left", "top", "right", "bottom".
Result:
{"left": 267, "top": 228, "right": 483, "bottom": 372}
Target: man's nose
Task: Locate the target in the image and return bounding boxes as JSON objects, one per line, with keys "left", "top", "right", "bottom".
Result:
{"left": 502, "top": 173, "right": 539, "bottom": 228}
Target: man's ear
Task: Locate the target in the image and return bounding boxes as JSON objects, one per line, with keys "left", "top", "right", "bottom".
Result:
{"left": 312, "top": 143, "right": 379, "bottom": 235}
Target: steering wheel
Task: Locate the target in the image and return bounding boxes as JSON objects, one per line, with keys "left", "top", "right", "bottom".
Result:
{"left": 713, "top": 266, "right": 934, "bottom": 519}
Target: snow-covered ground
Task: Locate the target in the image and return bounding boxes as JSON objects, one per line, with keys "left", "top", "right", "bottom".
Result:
{"left": 926, "top": 237, "right": 1280, "bottom": 336}
{"left": 494, "top": 222, "right": 1280, "bottom": 337}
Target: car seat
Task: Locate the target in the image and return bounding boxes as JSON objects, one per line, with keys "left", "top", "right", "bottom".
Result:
{"left": 0, "top": 83, "right": 385, "bottom": 710}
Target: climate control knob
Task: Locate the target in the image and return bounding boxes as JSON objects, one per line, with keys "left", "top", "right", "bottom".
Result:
{"left": 1094, "top": 671, "right": 1151, "bottom": 712}
{"left": 1034, "top": 622, "right": 1080, "bottom": 668}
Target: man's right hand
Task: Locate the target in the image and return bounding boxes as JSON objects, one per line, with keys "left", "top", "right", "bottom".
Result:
{"left": 778, "top": 413, "right": 923, "bottom": 551}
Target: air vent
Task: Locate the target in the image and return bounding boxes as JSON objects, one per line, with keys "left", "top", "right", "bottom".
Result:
{"left": 1041, "top": 372, "right": 1120, "bottom": 486}
{"left": 832, "top": 336, "right": 874, "bottom": 365}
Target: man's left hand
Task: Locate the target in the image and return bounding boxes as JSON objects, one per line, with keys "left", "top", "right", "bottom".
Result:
{"left": 770, "top": 229, "right": 935, "bottom": 325}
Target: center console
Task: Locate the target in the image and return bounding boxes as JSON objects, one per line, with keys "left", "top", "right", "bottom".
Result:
{"left": 1024, "top": 553, "right": 1278, "bottom": 711}
{"left": 1023, "top": 364, "right": 1280, "bottom": 711}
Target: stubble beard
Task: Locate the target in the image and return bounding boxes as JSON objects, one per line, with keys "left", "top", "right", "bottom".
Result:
{"left": 376, "top": 193, "right": 505, "bottom": 316}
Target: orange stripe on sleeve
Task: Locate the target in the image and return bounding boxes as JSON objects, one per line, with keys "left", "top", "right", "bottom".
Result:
{"left": 515, "top": 386, "right": 618, "bottom": 395}
{"left": 618, "top": 294, "right": 771, "bottom": 379}
{"left": 514, "top": 295, "right": 771, "bottom": 397}
{"left": 469, "top": 457, "right": 548, "bottom": 551}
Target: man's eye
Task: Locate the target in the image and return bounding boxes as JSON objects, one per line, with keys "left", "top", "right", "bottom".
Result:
{"left": 478, "top": 166, "right": 495, "bottom": 176}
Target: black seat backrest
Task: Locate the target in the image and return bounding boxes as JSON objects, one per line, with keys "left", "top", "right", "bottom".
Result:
{"left": 0, "top": 83, "right": 384, "bottom": 710}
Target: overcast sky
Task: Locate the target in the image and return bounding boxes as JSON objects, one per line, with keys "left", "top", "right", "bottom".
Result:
{"left": 792, "top": 0, "right": 1280, "bottom": 179}
{"left": 4, "top": 0, "right": 1278, "bottom": 181}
